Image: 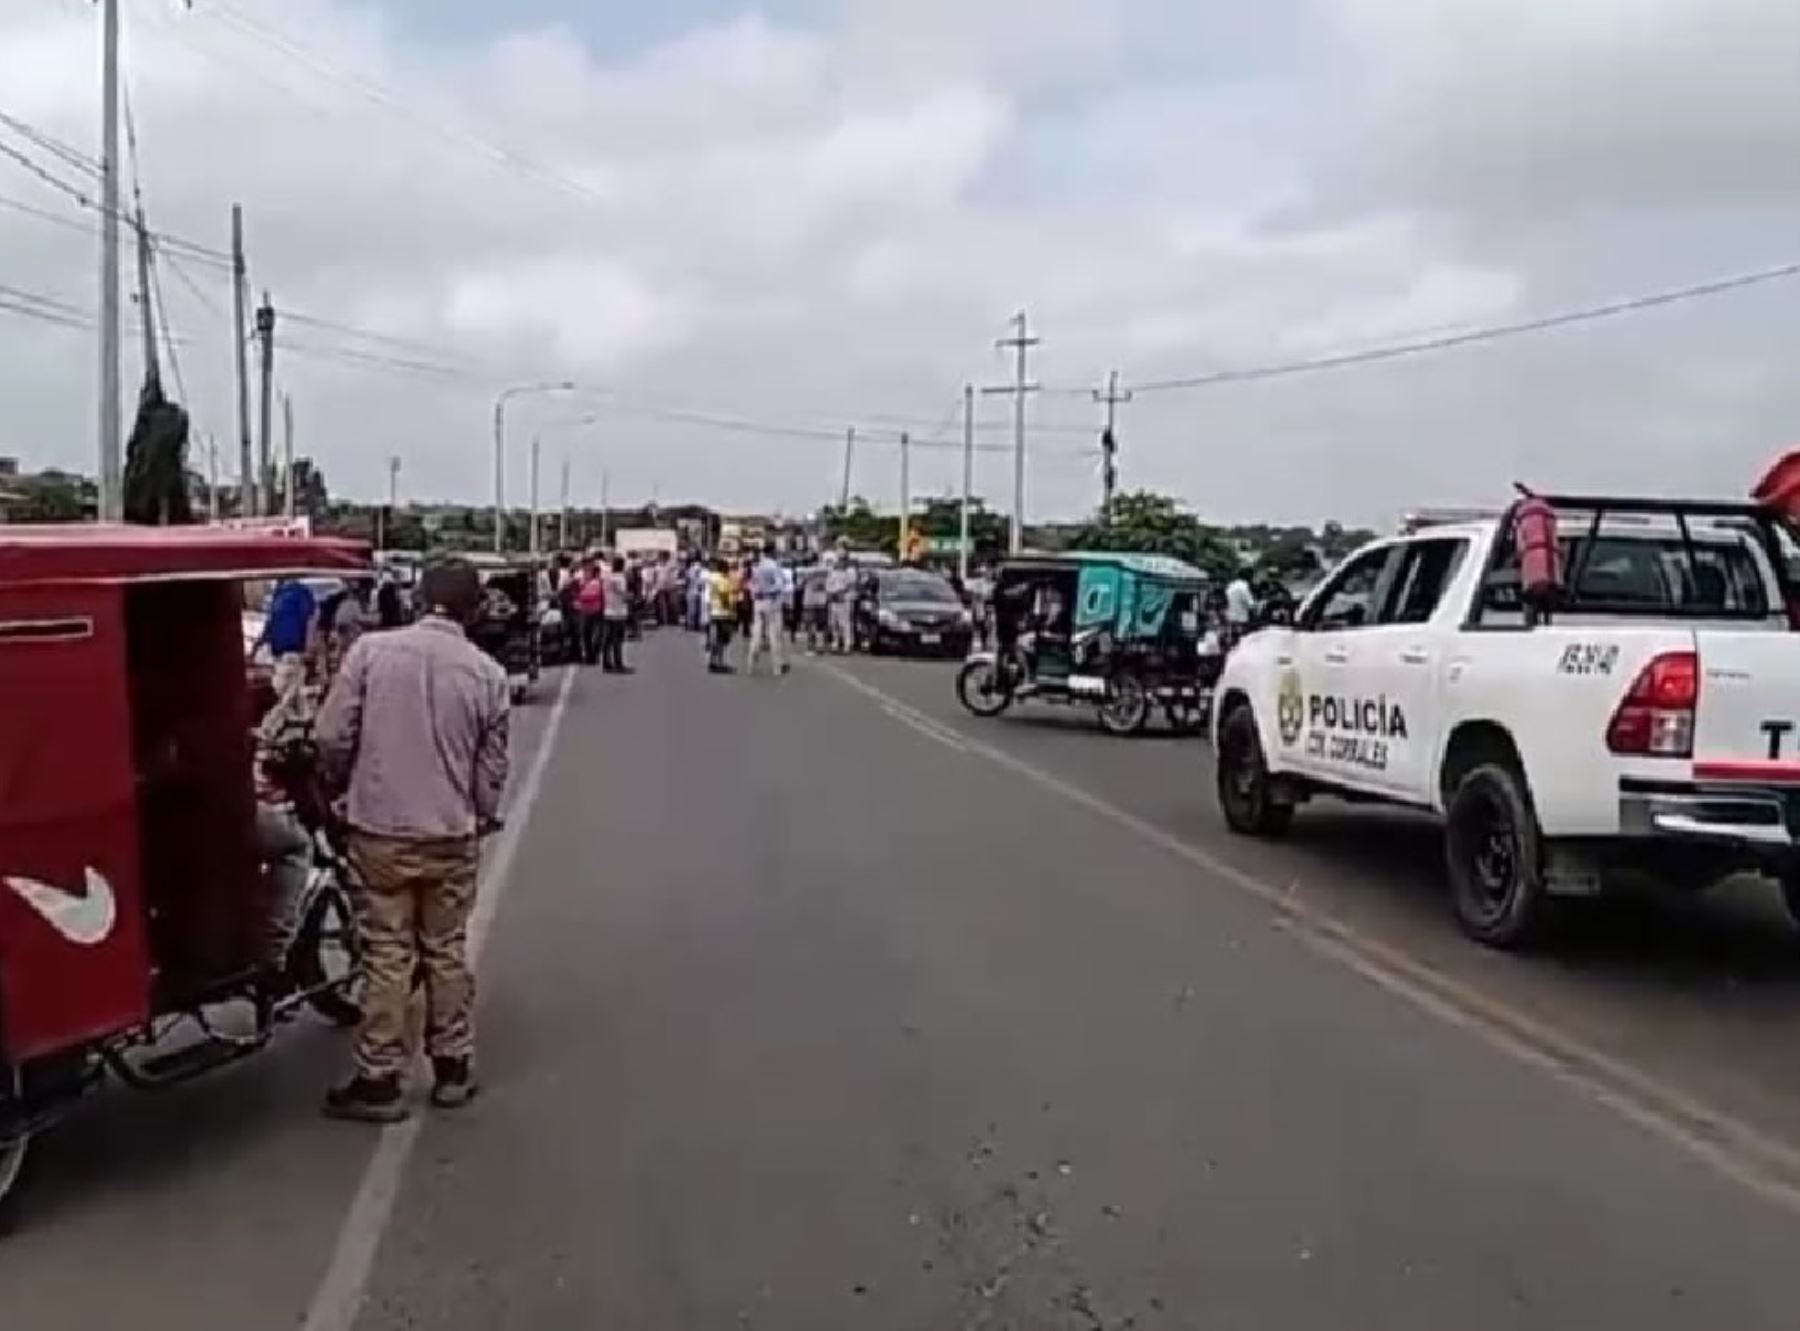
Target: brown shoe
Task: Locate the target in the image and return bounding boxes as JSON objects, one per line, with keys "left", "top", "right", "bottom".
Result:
{"left": 430, "top": 1057, "right": 480, "bottom": 1109}
{"left": 323, "top": 1074, "right": 410, "bottom": 1123}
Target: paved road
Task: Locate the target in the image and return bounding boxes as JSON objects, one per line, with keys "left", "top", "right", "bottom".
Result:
{"left": 8, "top": 635, "right": 1800, "bottom": 1330}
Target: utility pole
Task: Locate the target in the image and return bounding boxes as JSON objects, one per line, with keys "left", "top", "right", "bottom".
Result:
{"left": 1093, "top": 369, "right": 1131, "bottom": 523}
{"left": 559, "top": 454, "right": 571, "bottom": 551}
{"left": 132, "top": 208, "right": 159, "bottom": 387}
{"left": 959, "top": 384, "right": 974, "bottom": 584}
{"left": 231, "top": 204, "right": 252, "bottom": 516}
{"left": 528, "top": 433, "right": 542, "bottom": 560}
{"left": 984, "top": 310, "right": 1040, "bottom": 553}
{"left": 281, "top": 393, "right": 295, "bottom": 519}
{"left": 839, "top": 426, "right": 856, "bottom": 510}
{"left": 255, "top": 293, "right": 275, "bottom": 517}
{"left": 205, "top": 433, "right": 219, "bottom": 521}
{"left": 898, "top": 431, "right": 910, "bottom": 562}
{"left": 97, "top": 0, "right": 122, "bottom": 520}
{"left": 599, "top": 469, "right": 611, "bottom": 548}
{"left": 379, "top": 454, "right": 400, "bottom": 550}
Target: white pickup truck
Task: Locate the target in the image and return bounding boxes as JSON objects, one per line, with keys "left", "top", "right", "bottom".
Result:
{"left": 1212, "top": 493, "right": 1800, "bottom": 948}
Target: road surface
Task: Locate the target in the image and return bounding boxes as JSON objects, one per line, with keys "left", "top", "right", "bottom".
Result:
{"left": 6, "top": 634, "right": 1800, "bottom": 1330}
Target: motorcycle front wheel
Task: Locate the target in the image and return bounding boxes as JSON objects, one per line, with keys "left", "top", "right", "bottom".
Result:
{"left": 956, "top": 657, "right": 1014, "bottom": 718}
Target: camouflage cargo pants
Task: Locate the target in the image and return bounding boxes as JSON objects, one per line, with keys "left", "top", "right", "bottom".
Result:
{"left": 346, "top": 831, "right": 480, "bottom": 1080}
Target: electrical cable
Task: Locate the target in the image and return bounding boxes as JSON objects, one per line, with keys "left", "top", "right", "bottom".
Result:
{"left": 203, "top": 2, "right": 612, "bottom": 211}
{"left": 1121, "top": 260, "right": 1800, "bottom": 395}
{"left": 0, "top": 107, "right": 100, "bottom": 179}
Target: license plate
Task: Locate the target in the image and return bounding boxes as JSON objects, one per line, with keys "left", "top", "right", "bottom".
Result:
{"left": 920, "top": 633, "right": 941, "bottom": 645}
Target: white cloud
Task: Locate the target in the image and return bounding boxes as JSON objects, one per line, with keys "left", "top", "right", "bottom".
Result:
{"left": 0, "top": 0, "right": 1797, "bottom": 527}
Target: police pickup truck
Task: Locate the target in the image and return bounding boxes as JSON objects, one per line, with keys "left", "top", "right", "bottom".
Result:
{"left": 1212, "top": 493, "right": 1800, "bottom": 948}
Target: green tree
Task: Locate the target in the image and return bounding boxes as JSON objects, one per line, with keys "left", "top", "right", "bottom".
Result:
{"left": 12, "top": 471, "right": 89, "bottom": 522}
{"left": 1061, "top": 490, "right": 1240, "bottom": 580}
{"left": 819, "top": 497, "right": 898, "bottom": 553}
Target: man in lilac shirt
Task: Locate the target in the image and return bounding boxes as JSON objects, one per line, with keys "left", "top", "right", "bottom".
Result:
{"left": 315, "top": 560, "right": 511, "bottom": 1122}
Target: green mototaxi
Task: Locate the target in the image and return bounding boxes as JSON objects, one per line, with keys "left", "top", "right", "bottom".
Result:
{"left": 955, "top": 551, "right": 1218, "bottom": 735}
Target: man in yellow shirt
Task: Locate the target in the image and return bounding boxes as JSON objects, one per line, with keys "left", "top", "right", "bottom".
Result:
{"left": 705, "top": 557, "right": 737, "bottom": 673}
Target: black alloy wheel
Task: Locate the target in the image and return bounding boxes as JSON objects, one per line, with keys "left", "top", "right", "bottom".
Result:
{"left": 1444, "top": 762, "right": 1548, "bottom": 949}
{"left": 1215, "top": 706, "right": 1294, "bottom": 836}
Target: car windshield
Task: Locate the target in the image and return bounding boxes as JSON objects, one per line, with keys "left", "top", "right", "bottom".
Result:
{"left": 879, "top": 572, "right": 957, "bottom": 603}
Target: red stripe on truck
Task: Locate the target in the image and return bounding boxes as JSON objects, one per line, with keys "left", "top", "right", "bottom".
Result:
{"left": 1694, "top": 760, "right": 1800, "bottom": 783}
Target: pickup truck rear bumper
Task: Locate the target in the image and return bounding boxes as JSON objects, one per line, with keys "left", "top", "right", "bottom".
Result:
{"left": 1618, "top": 777, "right": 1799, "bottom": 856}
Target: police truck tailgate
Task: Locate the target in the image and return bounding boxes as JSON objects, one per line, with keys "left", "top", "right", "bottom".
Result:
{"left": 1693, "top": 631, "right": 1800, "bottom": 782}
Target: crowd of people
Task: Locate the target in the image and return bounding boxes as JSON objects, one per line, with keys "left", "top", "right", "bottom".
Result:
{"left": 539, "top": 543, "right": 881, "bottom": 679}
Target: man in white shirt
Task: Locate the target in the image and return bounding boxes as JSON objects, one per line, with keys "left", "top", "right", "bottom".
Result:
{"left": 1224, "top": 572, "right": 1256, "bottom": 628}
{"left": 824, "top": 556, "right": 857, "bottom": 654}
{"left": 746, "top": 546, "right": 789, "bottom": 676}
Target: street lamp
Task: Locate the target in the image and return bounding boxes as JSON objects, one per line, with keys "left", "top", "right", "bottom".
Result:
{"left": 535, "top": 412, "right": 604, "bottom": 553}
{"left": 493, "top": 381, "right": 576, "bottom": 553}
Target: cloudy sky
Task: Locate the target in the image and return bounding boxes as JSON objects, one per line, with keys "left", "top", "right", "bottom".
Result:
{"left": 2, "top": 0, "right": 1798, "bottom": 525}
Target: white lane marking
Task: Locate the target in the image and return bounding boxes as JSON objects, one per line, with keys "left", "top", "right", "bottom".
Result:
{"left": 811, "top": 658, "right": 1800, "bottom": 1216}
{"left": 301, "top": 665, "right": 577, "bottom": 1331}
{"left": 881, "top": 700, "right": 968, "bottom": 752}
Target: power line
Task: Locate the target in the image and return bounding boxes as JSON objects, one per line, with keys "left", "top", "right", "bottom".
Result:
{"left": 201, "top": 2, "right": 613, "bottom": 211}
{"left": 275, "top": 307, "right": 490, "bottom": 368}
{"left": 0, "top": 137, "right": 93, "bottom": 203}
{"left": 0, "top": 292, "right": 95, "bottom": 333}
{"left": 0, "top": 190, "right": 94, "bottom": 237}
{"left": 0, "top": 139, "right": 233, "bottom": 269}
{"left": 162, "top": 249, "right": 226, "bottom": 319}
{"left": 0, "top": 281, "right": 89, "bottom": 319}
{"left": 1127, "top": 259, "right": 1800, "bottom": 395}
{"left": 0, "top": 107, "right": 100, "bottom": 179}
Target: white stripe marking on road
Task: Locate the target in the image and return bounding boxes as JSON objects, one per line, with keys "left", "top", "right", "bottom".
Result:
{"left": 880, "top": 700, "right": 968, "bottom": 751}
{"left": 300, "top": 665, "right": 577, "bottom": 1331}
{"left": 811, "top": 657, "right": 1800, "bottom": 1217}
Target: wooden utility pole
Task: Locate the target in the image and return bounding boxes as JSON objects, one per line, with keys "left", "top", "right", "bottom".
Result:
{"left": 1093, "top": 369, "right": 1131, "bottom": 523}
{"left": 281, "top": 393, "right": 295, "bottom": 519}
{"left": 839, "top": 426, "right": 856, "bottom": 510}
{"left": 898, "top": 431, "right": 910, "bottom": 562}
{"left": 231, "top": 204, "right": 253, "bottom": 516}
{"left": 255, "top": 293, "right": 275, "bottom": 516}
{"left": 132, "top": 208, "right": 159, "bottom": 386}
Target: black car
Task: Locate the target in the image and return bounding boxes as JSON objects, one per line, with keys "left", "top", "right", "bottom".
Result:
{"left": 855, "top": 568, "right": 974, "bottom": 657}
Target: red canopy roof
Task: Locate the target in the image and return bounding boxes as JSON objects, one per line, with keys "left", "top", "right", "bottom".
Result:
{"left": 0, "top": 524, "right": 370, "bottom": 587}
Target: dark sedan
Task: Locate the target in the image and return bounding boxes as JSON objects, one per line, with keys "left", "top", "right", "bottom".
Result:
{"left": 855, "top": 568, "right": 974, "bottom": 657}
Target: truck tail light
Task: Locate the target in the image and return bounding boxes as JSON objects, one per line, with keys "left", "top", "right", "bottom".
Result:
{"left": 1606, "top": 650, "right": 1697, "bottom": 757}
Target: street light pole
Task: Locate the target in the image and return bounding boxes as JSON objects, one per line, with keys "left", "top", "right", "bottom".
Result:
{"left": 959, "top": 384, "right": 974, "bottom": 584}
{"left": 493, "top": 381, "right": 575, "bottom": 554}
{"left": 898, "top": 431, "right": 910, "bottom": 562}
{"left": 529, "top": 433, "right": 542, "bottom": 560}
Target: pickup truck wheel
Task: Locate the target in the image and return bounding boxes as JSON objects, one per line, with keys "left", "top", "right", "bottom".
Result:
{"left": 1216, "top": 707, "right": 1294, "bottom": 836}
{"left": 1445, "top": 763, "right": 1547, "bottom": 949}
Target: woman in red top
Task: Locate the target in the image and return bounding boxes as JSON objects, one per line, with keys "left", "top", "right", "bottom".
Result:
{"left": 574, "top": 560, "right": 605, "bottom": 665}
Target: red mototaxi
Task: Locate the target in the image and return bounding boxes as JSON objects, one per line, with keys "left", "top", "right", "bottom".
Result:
{"left": 0, "top": 524, "right": 369, "bottom": 1206}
